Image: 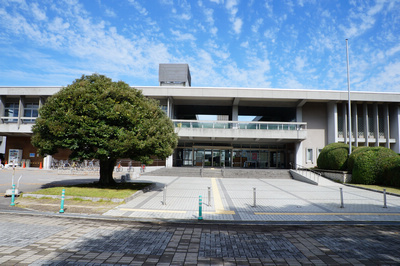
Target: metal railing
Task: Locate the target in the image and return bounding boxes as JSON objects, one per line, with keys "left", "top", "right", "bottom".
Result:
{"left": 289, "top": 163, "right": 321, "bottom": 184}
{"left": 173, "top": 120, "right": 307, "bottom": 130}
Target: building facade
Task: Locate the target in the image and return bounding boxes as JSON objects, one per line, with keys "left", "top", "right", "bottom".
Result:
{"left": 1, "top": 64, "right": 400, "bottom": 169}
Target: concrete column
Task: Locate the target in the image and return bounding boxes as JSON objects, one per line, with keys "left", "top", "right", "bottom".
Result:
{"left": 166, "top": 154, "right": 173, "bottom": 168}
{"left": 295, "top": 142, "right": 303, "bottom": 167}
{"left": 342, "top": 103, "right": 348, "bottom": 144}
{"left": 384, "top": 104, "right": 390, "bottom": 148}
{"left": 0, "top": 96, "right": 5, "bottom": 124}
{"left": 352, "top": 103, "right": 358, "bottom": 147}
{"left": 390, "top": 105, "right": 400, "bottom": 153}
{"left": 44, "top": 155, "right": 53, "bottom": 170}
{"left": 296, "top": 106, "right": 303, "bottom": 121}
{"left": 373, "top": 103, "right": 379, "bottom": 146}
{"left": 232, "top": 105, "right": 238, "bottom": 121}
{"left": 363, "top": 103, "right": 369, "bottom": 146}
{"left": 18, "top": 96, "right": 25, "bottom": 129}
{"left": 327, "top": 102, "right": 338, "bottom": 144}
{"left": 167, "top": 97, "right": 174, "bottom": 119}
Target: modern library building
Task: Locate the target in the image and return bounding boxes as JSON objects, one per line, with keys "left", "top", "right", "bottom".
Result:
{"left": 1, "top": 64, "right": 400, "bottom": 169}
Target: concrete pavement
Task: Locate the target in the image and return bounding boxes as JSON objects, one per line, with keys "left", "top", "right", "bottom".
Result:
{"left": 0, "top": 212, "right": 400, "bottom": 265}
{"left": 104, "top": 173, "right": 400, "bottom": 222}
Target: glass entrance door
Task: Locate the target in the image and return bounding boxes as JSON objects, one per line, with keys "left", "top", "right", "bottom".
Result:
{"left": 270, "top": 151, "right": 277, "bottom": 168}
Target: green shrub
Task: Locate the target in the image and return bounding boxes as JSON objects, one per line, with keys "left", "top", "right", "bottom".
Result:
{"left": 351, "top": 147, "right": 398, "bottom": 185}
{"left": 382, "top": 156, "right": 400, "bottom": 187}
{"left": 347, "top": 146, "right": 370, "bottom": 172}
{"left": 317, "top": 143, "right": 351, "bottom": 171}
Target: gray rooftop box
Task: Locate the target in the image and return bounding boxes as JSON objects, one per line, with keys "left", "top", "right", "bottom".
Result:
{"left": 159, "top": 64, "right": 191, "bottom": 87}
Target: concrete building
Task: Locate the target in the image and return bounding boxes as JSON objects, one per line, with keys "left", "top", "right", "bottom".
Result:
{"left": 1, "top": 64, "right": 400, "bottom": 169}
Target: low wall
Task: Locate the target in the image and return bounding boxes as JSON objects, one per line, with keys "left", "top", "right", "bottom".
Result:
{"left": 289, "top": 169, "right": 318, "bottom": 185}
{"left": 316, "top": 170, "right": 352, "bottom": 183}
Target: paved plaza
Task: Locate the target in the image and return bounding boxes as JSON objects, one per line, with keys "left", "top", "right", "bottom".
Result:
{"left": 1, "top": 168, "right": 400, "bottom": 265}
{"left": 104, "top": 172, "right": 400, "bottom": 223}
{"left": 0, "top": 213, "right": 400, "bottom": 265}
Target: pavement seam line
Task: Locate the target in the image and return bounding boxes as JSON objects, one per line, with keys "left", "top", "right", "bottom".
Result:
{"left": 119, "top": 208, "right": 186, "bottom": 214}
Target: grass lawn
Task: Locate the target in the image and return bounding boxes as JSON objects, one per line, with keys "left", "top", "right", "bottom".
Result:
{"left": 350, "top": 184, "right": 400, "bottom": 195}
{"left": 28, "top": 182, "right": 152, "bottom": 199}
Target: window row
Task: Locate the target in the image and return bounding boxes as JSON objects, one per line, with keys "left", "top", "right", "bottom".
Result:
{"left": 2, "top": 99, "right": 40, "bottom": 122}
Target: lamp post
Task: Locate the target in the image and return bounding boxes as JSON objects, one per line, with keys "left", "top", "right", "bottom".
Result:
{"left": 346, "top": 39, "right": 352, "bottom": 155}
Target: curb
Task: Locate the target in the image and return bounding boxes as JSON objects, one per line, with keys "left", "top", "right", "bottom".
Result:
{"left": 21, "top": 182, "right": 156, "bottom": 203}
{"left": 343, "top": 184, "right": 400, "bottom": 198}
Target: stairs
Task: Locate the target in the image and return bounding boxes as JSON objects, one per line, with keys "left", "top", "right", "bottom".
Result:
{"left": 142, "top": 167, "right": 291, "bottom": 179}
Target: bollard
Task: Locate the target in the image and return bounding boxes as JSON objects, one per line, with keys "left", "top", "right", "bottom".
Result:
{"left": 163, "top": 185, "right": 167, "bottom": 205}
{"left": 200, "top": 168, "right": 203, "bottom": 177}
{"left": 198, "top": 196, "right": 203, "bottom": 220}
{"left": 59, "top": 189, "right": 65, "bottom": 213}
{"left": 208, "top": 186, "right": 211, "bottom": 206}
{"left": 10, "top": 184, "right": 16, "bottom": 206}
{"left": 340, "top": 188, "right": 344, "bottom": 208}
{"left": 383, "top": 189, "right": 387, "bottom": 208}
{"left": 253, "top": 187, "right": 257, "bottom": 207}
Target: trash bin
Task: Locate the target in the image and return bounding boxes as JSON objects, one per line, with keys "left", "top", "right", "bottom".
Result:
{"left": 121, "top": 175, "right": 126, "bottom": 183}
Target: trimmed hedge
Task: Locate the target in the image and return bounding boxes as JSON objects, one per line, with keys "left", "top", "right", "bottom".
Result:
{"left": 317, "top": 143, "right": 351, "bottom": 171}
{"left": 347, "top": 146, "right": 369, "bottom": 172}
{"left": 382, "top": 156, "right": 400, "bottom": 187}
{"left": 350, "top": 147, "right": 398, "bottom": 185}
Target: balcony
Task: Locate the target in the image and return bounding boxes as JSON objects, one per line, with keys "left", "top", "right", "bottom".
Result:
{"left": 173, "top": 120, "right": 307, "bottom": 142}
{"left": 0, "top": 117, "right": 37, "bottom": 135}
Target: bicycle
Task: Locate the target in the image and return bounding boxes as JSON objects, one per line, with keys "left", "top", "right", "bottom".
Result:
{"left": 115, "top": 161, "right": 123, "bottom": 172}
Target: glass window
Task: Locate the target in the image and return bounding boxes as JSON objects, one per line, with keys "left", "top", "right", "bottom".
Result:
{"left": 306, "top": 148, "right": 313, "bottom": 163}
{"left": 23, "top": 102, "right": 39, "bottom": 122}
{"left": 5, "top": 102, "right": 19, "bottom": 122}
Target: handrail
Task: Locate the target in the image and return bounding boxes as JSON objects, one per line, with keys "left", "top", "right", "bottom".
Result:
{"left": 289, "top": 162, "right": 321, "bottom": 184}
{"left": 173, "top": 119, "right": 307, "bottom": 130}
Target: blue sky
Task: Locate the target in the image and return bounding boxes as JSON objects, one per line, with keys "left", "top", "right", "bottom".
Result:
{"left": 1, "top": 0, "right": 399, "bottom": 92}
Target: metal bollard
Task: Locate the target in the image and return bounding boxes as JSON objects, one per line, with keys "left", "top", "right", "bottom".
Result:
{"left": 59, "top": 189, "right": 65, "bottom": 213}
{"left": 340, "top": 188, "right": 344, "bottom": 208}
{"left": 10, "top": 184, "right": 16, "bottom": 207}
{"left": 383, "top": 189, "right": 387, "bottom": 208}
{"left": 200, "top": 168, "right": 203, "bottom": 177}
{"left": 198, "top": 196, "right": 203, "bottom": 220}
{"left": 163, "top": 185, "right": 167, "bottom": 205}
{"left": 208, "top": 187, "right": 211, "bottom": 206}
{"left": 253, "top": 187, "right": 257, "bottom": 207}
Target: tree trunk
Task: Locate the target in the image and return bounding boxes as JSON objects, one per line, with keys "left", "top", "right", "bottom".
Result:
{"left": 99, "top": 158, "right": 117, "bottom": 186}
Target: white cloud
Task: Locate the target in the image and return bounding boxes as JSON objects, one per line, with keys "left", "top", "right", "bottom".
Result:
{"left": 170, "top": 29, "right": 196, "bottom": 41}
{"left": 31, "top": 2, "right": 47, "bottom": 21}
{"left": 387, "top": 44, "right": 400, "bottom": 56}
{"left": 225, "top": 0, "right": 242, "bottom": 35}
{"left": 128, "top": 0, "right": 148, "bottom": 15}
{"left": 340, "top": 1, "right": 386, "bottom": 38}
{"left": 233, "top": 18, "right": 242, "bottom": 35}
{"left": 104, "top": 8, "right": 116, "bottom": 18}
{"left": 251, "top": 18, "right": 263, "bottom": 33}
{"left": 295, "top": 56, "right": 306, "bottom": 72}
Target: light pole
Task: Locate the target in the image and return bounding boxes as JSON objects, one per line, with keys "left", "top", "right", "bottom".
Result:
{"left": 346, "top": 39, "right": 352, "bottom": 155}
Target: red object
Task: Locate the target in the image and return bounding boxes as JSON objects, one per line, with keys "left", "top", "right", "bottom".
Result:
{"left": 23, "top": 162, "right": 26, "bottom": 168}
{"left": 39, "top": 162, "right": 43, "bottom": 169}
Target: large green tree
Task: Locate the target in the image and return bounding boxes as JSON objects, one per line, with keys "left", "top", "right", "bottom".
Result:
{"left": 32, "top": 74, "right": 178, "bottom": 185}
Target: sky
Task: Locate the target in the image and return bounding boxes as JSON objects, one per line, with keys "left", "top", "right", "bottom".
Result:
{"left": 0, "top": 0, "right": 399, "bottom": 92}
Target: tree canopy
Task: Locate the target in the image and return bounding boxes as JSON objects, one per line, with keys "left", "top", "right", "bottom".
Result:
{"left": 32, "top": 74, "right": 178, "bottom": 185}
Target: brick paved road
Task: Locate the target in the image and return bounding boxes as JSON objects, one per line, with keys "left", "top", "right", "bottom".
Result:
{"left": 0, "top": 213, "right": 399, "bottom": 265}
